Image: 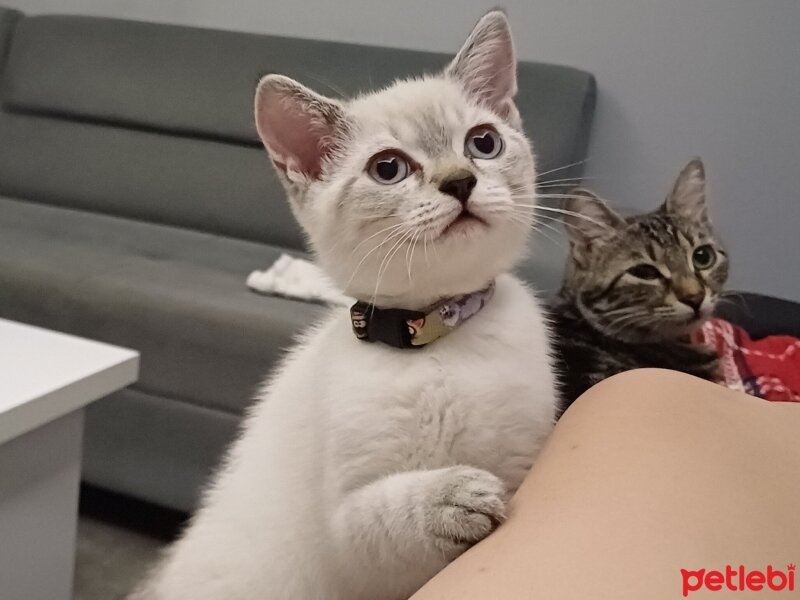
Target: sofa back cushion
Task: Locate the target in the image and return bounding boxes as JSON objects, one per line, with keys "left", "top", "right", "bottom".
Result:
{"left": 0, "top": 11, "right": 595, "bottom": 248}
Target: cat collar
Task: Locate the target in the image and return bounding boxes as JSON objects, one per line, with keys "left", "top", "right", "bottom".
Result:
{"left": 349, "top": 281, "right": 495, "bottom": 349}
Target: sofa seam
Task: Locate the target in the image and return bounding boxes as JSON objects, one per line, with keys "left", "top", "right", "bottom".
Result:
{"left": 0, "top": 8, "right": 23, "bottom": 85}
{"left": 570, "top": 73, "right": 598, "bottom": 179}
{"left": 122, "top": 383, "right": 244, "bottom": 421}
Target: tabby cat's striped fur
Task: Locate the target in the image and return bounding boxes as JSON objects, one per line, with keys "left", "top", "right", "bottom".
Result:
{"left": 553, "top": 158, "right": 728, "bottom": 411}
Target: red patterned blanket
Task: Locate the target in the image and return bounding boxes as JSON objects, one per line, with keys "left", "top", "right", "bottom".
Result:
{"left": 696, "top": 318, "right": 800, "bottom": 402}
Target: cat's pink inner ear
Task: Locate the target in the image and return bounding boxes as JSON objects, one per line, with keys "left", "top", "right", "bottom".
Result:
{"left": 447, "top": 11, "right": 518, "bottom": 114}
{"left": 255, "top": 76, "right": 343, "bottom": 179}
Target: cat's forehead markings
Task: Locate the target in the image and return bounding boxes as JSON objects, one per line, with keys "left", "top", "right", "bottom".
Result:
{"left": 637, "top": 216, "right": 677, "bottom": 247}
{"left": 677, "top": 229, "right": 695, "bottom": 250}
{"left": 386, "top": 124, "right": 401, "bottom": 142}
{"left": 448, "top": 103, "right": 467, "bottom": 125}
{"left": 349, "top": 77, "right": 478, "bottom": 156}
{"left": 664, "top": 246, "right": 694, "bottom": 273}
{"left": 412, "top": 112, "right": 451, "bottom": 156}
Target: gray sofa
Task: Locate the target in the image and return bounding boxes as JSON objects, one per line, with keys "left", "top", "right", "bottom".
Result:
{"left": 0, "top": 7, "right": 596, "bottom": 512}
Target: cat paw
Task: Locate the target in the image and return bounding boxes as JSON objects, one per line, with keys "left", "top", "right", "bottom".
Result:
{"left": 425, "top": 466, "right": 507, "bottom": 559}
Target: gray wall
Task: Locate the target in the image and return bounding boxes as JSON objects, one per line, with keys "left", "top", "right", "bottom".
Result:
{"left": 7, "top": 0, "right": 800, "bottom": 300}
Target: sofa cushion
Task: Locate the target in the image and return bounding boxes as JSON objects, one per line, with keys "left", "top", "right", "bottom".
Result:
{"left": 0, "top": 110, "right": 305, "bottom": 249}
{"left": 0, "top": 195, "right": 325, "bottom": 414}
{"left": 0, "top": 13, "right": 595, "bottom": 245}
{"left": 0, "top": 7, "right": 20, "bottom": 76}
{"left": 83, "top": 386, "right": 239, "bottom": 512}
{"left": 3, "top": 14, "right": 595, "bottom": 177}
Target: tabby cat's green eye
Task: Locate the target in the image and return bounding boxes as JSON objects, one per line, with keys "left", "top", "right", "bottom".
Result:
{"left": 692, "top": 245, "right": 717, "bottom": 270}
{"left": 627, "top": 264, "right": 662, "bottom": 280}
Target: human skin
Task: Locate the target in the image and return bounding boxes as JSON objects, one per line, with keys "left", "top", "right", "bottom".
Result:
{"left": 411, "top": 369, "right": 800, "bottom": 599}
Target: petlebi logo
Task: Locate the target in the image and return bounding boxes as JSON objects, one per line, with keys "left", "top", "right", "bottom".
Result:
{"left": 681, "top": 564, "right": 795, "bottom": 596}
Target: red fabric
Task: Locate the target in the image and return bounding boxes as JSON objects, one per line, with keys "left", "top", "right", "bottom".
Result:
{"left": 696, "top": 318, "right": 800, "bottom": 402}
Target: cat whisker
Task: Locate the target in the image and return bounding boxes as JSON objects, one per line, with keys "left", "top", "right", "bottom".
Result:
{"left": 608, "top": 309, "right": 662, "bottom": 327}
{"left": 536, "top": 175, "right": 600, "bottom": 187}
{"left": 637, "top": 312, "right": 683, "bottom": 331}
{"left": 513, "top": 204, "right": 616, "bottom": 230}
{"left": 344, "top": 225, "right": 409, "bottom": 291}
{"left": 604, "top": 311, "right": 659, "bottom": 336}
{"left": 531, "top": 219, "right": 565, "bottom": 248}
{"left": 714, "top": 297, "right": 737, "bottom": 309}
{"left": 383, "top": 227, "right": 416, "bottom": 288}
{"left": 430, "top": 230, "right": 441, "bottom": 262}
{"left": 508, "top": 191, "right": 601, "bottom": 204}
{"left": 532, "top": 227, "right": 564, "bottom": 248}
{"left": 602, "top": 310, "right": 641, "bottom": 328}
{"left": 507, "top": 215, "right": 536, "bottom": 229}
{"left": 534, "top": 183, "right": 581, "bottom": 190}
{"left": 351, "top": 212, "right": 404, "bottom": 223}
{"left": 329, "top": 219, "right": 402, "bottom": 253}
{"left": 350, "top": 215, "right": 395, "bottom": 222}
{"left": 510, "top": 189, "right": 619, "bottom": 206}
{"left": 504, "top": 208, "right": 582, "bottom": 240}
{"left": 717, "top": 292, "right": 753, "bottom": 318}
{"left": 599, "top": 305, "right": 645, "bottom": 318}
{"left": 405, "top": 228, "right": 424, "bottom": 282}
{"left": 535, "top": 159, "right": 590, "bottom": 179}
{"left": 351, "top": 222, "right": 406, "bottom": 255}
{"left": 371, "top": 228, "right": 415, "bottom": 307}
{"left": 411, "top": 230, "right": 424, "bottom": 279}
{"left": 534, "top": 193, "right": 605, "bottom": 200}
{"left": 525, "top": 211, "right": 586, "bottom": 232}
{"left": 412, "top": 229, "right": 425, "bottom": 270}
{"left": 370, "top": 239, "right": 405, "bottom": 308}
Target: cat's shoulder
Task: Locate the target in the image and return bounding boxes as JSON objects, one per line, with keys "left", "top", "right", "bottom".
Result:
{"left": 491, "top": 273, "right": 548, "bottom": 313}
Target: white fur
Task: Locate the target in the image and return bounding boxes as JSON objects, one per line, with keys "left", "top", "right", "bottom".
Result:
{"left": 135, "top": 11, "right": 557, "bottom": 600}
{"left": 136, "top": 275, "right": 554, "bottom": 600}
{"left": 247, "top": 254, "right": 353, "bottom": 306}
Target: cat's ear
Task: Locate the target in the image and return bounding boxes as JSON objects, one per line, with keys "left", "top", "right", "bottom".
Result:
{"left": 446, "top": 11, "right": 518, "bottom": 120}
{"left": 663, "top": 158, "right": 709, "bottom": 223}
{"left": 255, "top": 74, "right": 348, "bottom": 182}
{"left": 563, "top": 188, "right": 624, "bottom": 250}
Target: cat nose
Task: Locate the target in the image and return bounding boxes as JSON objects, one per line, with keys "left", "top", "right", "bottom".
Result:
{"left": 678, "top": 292, "right": 704, "bottom": 314}
{"left": 438, "top": 173, "right": 477, "bottom": 205}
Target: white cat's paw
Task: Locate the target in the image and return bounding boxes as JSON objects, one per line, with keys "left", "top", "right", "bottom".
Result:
{"left": 425, "top": 466, "right": 507, "bottom": 559}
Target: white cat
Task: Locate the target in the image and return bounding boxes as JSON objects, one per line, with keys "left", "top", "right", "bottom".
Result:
{"left": 134, "top": 11, "right": 557, "bottom": 600}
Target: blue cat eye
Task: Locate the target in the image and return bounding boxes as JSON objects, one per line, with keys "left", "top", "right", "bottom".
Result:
{"left": 692, "top": 245, "right": 717, "bottom": 270}
{"left": 367, "top": 150, "right": 411, "bottom": 185}
{"left": 627, "top": 264, "right": 662, "bottom": 280}
{"left": 465, "top": 125, "right": 503, "bottom": 159}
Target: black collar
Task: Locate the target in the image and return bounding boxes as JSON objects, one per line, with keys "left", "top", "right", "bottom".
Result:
{"left": 349, "top": 282, "right": 496, "bottom": 349}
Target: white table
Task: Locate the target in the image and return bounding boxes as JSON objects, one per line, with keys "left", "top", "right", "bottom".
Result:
{"left": 0, "top": 318, "right": 139, "bottom": 600}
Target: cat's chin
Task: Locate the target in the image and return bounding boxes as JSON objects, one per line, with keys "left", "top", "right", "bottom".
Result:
{"left": 341, "top": 256, "right": 518, "bottom": 310}
{"left": 648, "top": 314, "right": 712, "bottom": 342}
{"left": 438, "top": 212, "right": 489, "bottom": 240}
{"left": 320, "top": 216, "right": 527, "bottom": 310}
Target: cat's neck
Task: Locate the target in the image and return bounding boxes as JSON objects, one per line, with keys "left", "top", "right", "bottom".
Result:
{"left": 352, "top": 280, "right": 497, "bottom": 312}
{"left": 362, "top": 292, "right": 466, "bottom": 312}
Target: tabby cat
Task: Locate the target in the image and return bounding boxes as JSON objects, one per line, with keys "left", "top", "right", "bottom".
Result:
{"left": 552, "top": 158, "right": 729, "bottom": 411}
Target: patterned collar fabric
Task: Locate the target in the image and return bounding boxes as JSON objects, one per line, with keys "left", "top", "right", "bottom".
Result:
{"left": 350, "top": 281, "right": 496, "bottom": 349}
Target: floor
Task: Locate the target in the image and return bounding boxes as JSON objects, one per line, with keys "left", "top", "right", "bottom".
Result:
{"left": 73, "top": 487, "right": 184, "bottom": 600}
